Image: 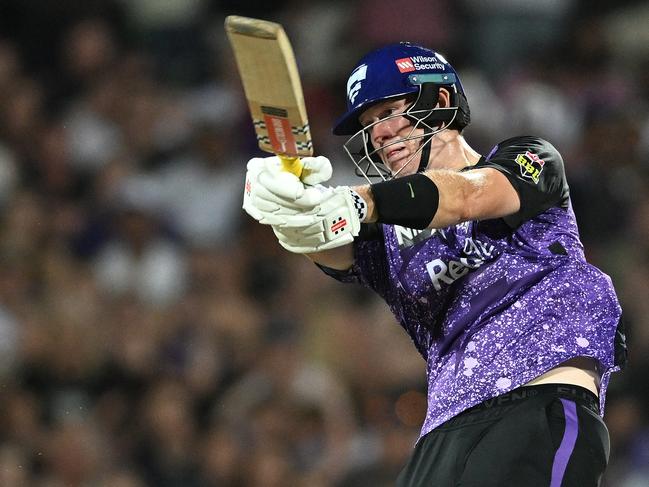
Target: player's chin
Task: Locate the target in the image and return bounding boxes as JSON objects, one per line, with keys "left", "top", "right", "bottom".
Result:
{"left": 388, "top": 155, "right": 420, "bottom": 178}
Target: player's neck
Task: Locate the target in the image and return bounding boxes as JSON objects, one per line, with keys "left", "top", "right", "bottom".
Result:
{"left": 427, "top": 130, "right": 480, "bottom": 170}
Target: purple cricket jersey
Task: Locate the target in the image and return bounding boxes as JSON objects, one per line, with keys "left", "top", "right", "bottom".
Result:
{"left": 320, "top": 136, "right": 623, "bottom": 440}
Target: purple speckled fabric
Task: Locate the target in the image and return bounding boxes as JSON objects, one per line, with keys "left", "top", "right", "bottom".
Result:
{"left": 325, "top": 202, "right": 622, "bottom": 440}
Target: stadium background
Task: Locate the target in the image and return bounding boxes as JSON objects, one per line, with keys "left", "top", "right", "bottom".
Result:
{"left": 0, "top": 0, "right": 647, "bottom": 485}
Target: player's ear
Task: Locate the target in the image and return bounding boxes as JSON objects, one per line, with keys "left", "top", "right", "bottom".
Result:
{"left": 437, "top": 88, "right": 451, "bottom": 108}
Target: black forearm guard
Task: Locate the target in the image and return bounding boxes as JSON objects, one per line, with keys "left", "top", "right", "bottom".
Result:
{"left": 370, "top": 173, "right": 439, "bottom": 230}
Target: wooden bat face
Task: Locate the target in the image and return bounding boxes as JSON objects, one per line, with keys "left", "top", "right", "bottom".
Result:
{"left": 225, "top": 16, "right": 313, "bottom": 161}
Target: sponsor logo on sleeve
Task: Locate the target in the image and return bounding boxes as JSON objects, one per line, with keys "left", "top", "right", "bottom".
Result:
{"left": 515, "top": 151, "right": 545, "bottom": 184}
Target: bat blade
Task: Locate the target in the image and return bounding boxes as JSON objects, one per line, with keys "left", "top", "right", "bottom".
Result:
{"left": 225, "top": 16, "right": 313, "bottom": 176}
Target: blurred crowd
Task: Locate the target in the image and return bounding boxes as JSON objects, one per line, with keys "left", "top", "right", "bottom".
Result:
{"left": 0, "top": 0, "right": 648, "bottom": 486}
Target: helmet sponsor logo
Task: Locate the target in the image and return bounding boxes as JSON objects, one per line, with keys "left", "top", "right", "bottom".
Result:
{"left": 395, "top": 55, "right": 446, "bottom": 73}
{"left": 395, "top": 57, "right": 415, "bottom": 73}
{"left": 515, "top": 151, "right": 545, "bottom": 184}
{"left": 347, "top": 64, "right": 367, "bottom": 104}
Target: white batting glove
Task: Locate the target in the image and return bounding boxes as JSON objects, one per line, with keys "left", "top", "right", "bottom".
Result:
{"left": 266, "top": 186, "right": 368, "bottom": 253}
{"left": 242, "top": 155, "right": 332, "bottom": 223}
{"left": 297, "top": 155, "right": 333, "bottom": 185}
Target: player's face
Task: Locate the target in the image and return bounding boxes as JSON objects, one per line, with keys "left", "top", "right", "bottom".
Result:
{"left": 359, "top": 98, "right": 426, "bottom": 177}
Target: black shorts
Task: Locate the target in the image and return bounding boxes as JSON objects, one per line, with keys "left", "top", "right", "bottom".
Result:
{"left": 396, "top": 384, "right": 609, "bottom": 487}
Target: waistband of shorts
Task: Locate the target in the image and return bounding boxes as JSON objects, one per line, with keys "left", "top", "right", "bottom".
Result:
{"left": 465, "top": 383, "right": 600, "bottom": 415}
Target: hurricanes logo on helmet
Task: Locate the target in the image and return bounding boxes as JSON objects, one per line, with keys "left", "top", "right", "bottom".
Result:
{"left": 347, "top": 64, "right": 367, "bottom": 104}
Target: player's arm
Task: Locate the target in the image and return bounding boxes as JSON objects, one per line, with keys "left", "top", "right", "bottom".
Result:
{"left": 357, "top": 136, "right": 568, "bottom": 230}
{"left": 354, "top": 167, "right": 520, "bottom": 230}
{"left": 305, "top": 244, "right": 354, "bottom": 271}
{"left": 300, "top": 167, "right": 516, "bottom": 271}
{"left": 300, "top": 167, "right": 515, "bottom": 270}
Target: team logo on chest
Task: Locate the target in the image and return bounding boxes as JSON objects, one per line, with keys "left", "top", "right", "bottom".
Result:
{"left": 515, "top": 151, "right": 545, "bottom": 184}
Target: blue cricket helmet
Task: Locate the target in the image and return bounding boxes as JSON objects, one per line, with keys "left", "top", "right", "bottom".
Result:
{"left": 333, "top": 42, "right": 469, "bottom": 136}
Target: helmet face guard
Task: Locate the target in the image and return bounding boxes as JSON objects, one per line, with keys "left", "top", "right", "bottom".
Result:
{"left": 334, "top": 43, "right": 470, "bottom": 181}
{"left": 343, "top": 75, "right": 461, "bottom": 182}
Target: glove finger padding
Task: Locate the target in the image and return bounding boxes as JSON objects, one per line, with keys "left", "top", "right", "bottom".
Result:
{"left": 248, "top": 155, "right": 332, "bottom": 188}
{"left": 257, "top": 170, "right": 305, "bottom": 200}
{"left": 251, "top": 185, "right": 335, "bottom": 227}
{"left": 252, "top": 183, "right": 312, "bottom": 210}
{"left": 300, "top": 156, "right": 333, "bottom": 185}
{"left": 293, "top": 185, "right": 335, "bottom": 208}
{"left": 246, "top": 156, "right": 283, "bottom": 173}
{"left": 243, "top": 158, "right": 307, "bottom": 221}
{"left": 255, "top": 177, "right": 331, "bottom": 211}
{"left": 253, "top": 185, "right": 337, "bottom": 218}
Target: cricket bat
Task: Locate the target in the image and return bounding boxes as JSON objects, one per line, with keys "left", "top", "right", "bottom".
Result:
{"left": 225, "top": 15, "right": 313, "bottom": 178}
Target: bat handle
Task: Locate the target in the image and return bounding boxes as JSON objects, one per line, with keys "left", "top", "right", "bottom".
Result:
{"left": 279, "top": 155, "right": 303, "bottom": 179}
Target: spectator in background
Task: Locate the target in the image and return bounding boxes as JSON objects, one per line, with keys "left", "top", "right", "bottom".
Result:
{"left": 92, "top": 183, "right": 188, "bottom": 306}
{"left": 144, "top": 118, "right": 246, "bottom": 248}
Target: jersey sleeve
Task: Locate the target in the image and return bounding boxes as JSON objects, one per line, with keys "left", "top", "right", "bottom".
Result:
{"left": 316, "top": 228, "right": 394, "bottom": 299}
{"left": 469, "top": 136, "right": 570, "bottom": 228}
